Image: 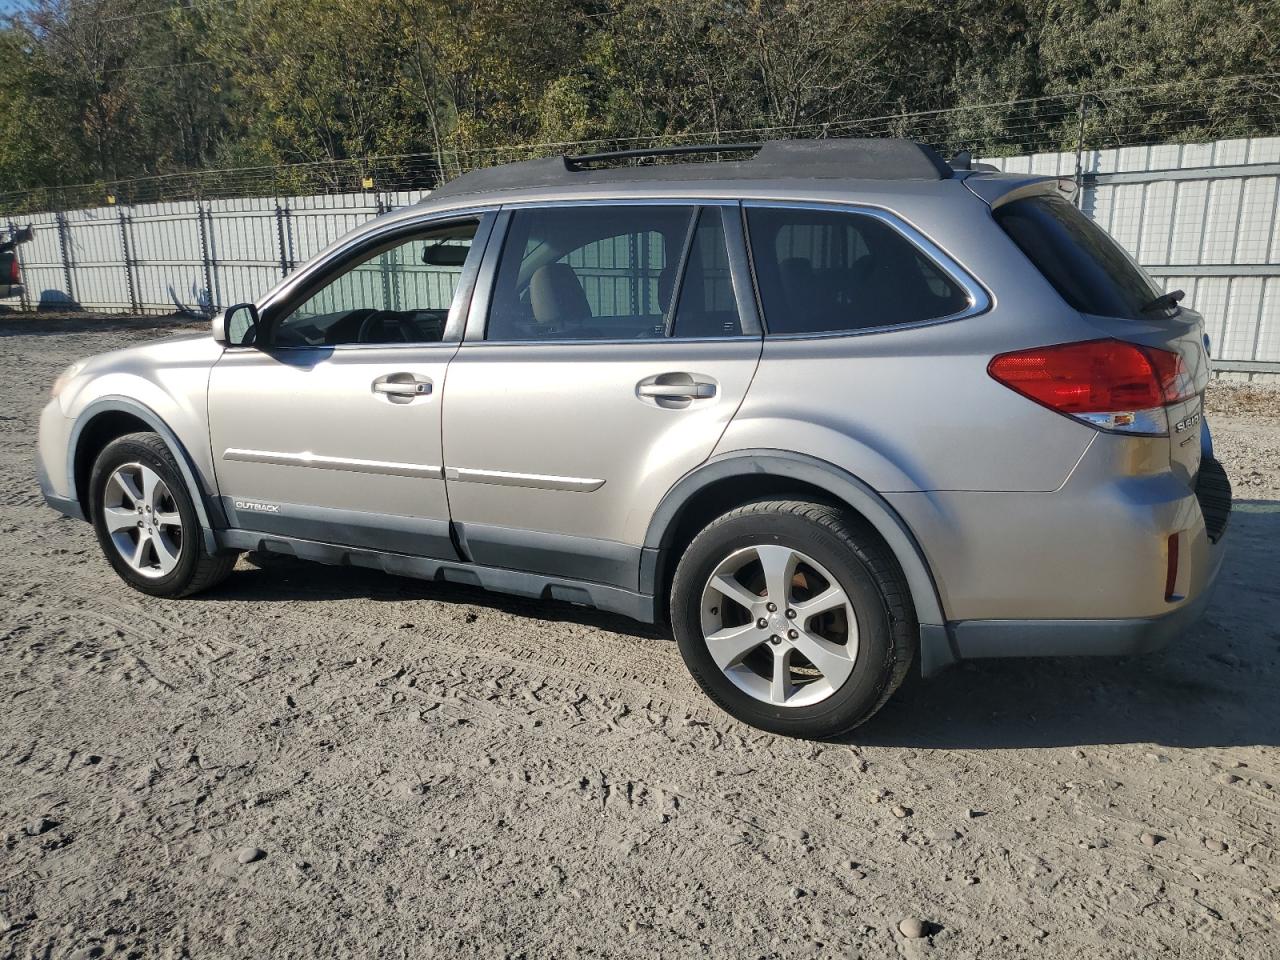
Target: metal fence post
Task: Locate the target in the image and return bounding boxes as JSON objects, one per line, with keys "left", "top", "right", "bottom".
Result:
{"left": 7, "top": 219, "right": 31, "bottom": 311}
{"left": 1073, "top": 94, "right": 1090, "bottom": 208}
{"left": 373, "top": 191, "right": 397, "bottom": 309}
{"left": 195, "top": 201, "right": 218, "bottom": 315}
{"left": 117, "top": 206, "right": 140, "bottom": 313}
{"left": 54, "top": 211, "right": 76, "bottom": 307}
{"left": 274, "top": 202, "right": 295, "bottom": 277}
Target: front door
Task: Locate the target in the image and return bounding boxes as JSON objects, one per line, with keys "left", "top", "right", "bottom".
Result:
{"left": 441, "top": 202, "right": 763, "bottom": 589}
{"left": 208, "top": 214, "right": 491, "bottom": 558}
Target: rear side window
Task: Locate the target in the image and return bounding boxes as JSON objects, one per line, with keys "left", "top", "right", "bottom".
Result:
{"left": 994, "top": 194, "right": 1166, "bottom": 319}
{"left": 488, "top": 205, "right": 690, "bottom": 340}
{"left": 487, "top": 204, "right": 744, "bottom": 341}
{"left": 745, "top": 206, "right": 970, "bottom": 335}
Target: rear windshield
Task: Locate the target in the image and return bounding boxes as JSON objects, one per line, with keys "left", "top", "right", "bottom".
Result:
{"left": 994, "top": 194, "right": 1168, "bottom": 319}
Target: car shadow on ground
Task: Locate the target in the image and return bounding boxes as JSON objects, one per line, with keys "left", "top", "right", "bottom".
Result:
{"left": 208, "top": 551, "right": 668, "bottom": 639}
{"left": 201, "top": 501, "right": 1279, "bottom": 751}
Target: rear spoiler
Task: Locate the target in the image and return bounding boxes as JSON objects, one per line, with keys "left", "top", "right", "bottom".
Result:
{"left": 959, "top": 172, "right": 1076, "bottom": 209}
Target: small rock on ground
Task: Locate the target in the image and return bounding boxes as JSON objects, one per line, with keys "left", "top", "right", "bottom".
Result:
{"left": 899, "top": 917, "right": 930, "bottom": 939}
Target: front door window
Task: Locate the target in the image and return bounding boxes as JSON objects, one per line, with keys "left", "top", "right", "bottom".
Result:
{"left": 273, "top": 220, "right": 480, "bottom": 347}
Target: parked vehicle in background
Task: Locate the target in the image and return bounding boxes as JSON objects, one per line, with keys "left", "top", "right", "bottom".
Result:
{"left": 35, "top": 139, "right": 1230, "bottom": 738}
{"left": 0, "top": 224, "right": 32, "bottom": 300}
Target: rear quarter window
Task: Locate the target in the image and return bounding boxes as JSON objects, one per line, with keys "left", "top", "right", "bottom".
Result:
{"left": 994, "top": 193, "right": 1168, "bottom": 319}
{"left": 745, "top": 206, "right": 970, "bottom": 335}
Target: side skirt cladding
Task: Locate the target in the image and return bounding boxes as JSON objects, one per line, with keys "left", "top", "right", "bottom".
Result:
{"left": 216, "top": 528, "right": 656, "bottom": 623}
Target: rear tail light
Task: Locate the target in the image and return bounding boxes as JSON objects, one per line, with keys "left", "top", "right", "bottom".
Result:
{"left": 988, "top": 338, "right": 1194, "bottom": 435}
{"left": 7, "top": 257, "right": 17, "bottom": 283}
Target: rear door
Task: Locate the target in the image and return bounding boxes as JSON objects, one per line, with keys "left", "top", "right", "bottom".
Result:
{"left": 440, "top": 201, "right": 762, "bottom": 589}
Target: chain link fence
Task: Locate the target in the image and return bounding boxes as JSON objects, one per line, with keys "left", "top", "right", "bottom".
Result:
{"left": 1, "top": 73, "right": 1277, "bottom": 216}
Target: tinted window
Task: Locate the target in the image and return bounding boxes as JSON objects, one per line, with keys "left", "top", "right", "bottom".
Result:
{"left": 274, "top": 220, "right": 479, "bottom": 346}
{"left": 995, "top": 194, "right": 1166, "bottom": 319}
{"left": 487, "top": 205, "right": 694, "bottom": 341}
{"left": 746, "top": 207, "right": 969, "bottom": 335}
{"left": 672, "top": 208, "right": 745, "bottom": 338}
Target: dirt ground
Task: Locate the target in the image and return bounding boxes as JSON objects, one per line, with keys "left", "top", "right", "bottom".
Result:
{"left": 1, "top": 313, "right": 1278, "bottom": 960}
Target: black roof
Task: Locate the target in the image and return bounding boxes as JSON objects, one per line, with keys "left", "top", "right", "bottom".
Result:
{"left": 427, "top": 138, "right": 954, "bottom": 202}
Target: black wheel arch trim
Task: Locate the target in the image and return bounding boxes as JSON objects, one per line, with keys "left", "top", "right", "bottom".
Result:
{"left": 641, "top": 449, "right": 956, "bottom": 671}
{"left": 67, "top": 396, "right": 223, "bottom": 554}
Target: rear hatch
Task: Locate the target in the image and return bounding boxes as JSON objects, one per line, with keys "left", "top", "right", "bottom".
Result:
{"left": 988, "top": 187, "right": 1211, "bottom": 482}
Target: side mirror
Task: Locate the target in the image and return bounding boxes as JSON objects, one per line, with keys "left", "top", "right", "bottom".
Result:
{"left": 214, "top": 302, "right": 260, "bottom": 347}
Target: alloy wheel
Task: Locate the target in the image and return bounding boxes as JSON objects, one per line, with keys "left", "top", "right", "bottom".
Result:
{"left": 699, "top": 544, "right": 859, "bottom": 708}
{"left": 101, "top": 462, "right": 184, "bottom": 578}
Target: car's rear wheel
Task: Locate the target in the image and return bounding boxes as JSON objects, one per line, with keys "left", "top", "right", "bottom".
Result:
{"left": 89, "top": 432, "right": 237, "bottom": 597}
{"left": 670, "top": 499, "right": 915, "bottom": 738}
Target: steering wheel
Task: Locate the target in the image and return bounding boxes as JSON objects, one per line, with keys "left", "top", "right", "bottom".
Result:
{"left": 357, "top": 310, "right": 412, "bottom": 344}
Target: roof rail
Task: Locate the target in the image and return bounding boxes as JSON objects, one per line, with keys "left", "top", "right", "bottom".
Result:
{"left": 565, "top": 143, "right": 763, "bottom": 169}
{"left": 424, "top": 137, "right": 957, "bottom": 203}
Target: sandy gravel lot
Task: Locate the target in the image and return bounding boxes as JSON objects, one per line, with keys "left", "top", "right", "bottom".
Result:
{"left": 2, "top": 314, "right": 1278, "bottom": 959}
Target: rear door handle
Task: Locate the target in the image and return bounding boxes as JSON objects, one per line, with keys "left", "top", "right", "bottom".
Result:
{"left": 372, "top": 373, "right": 432, "bottom": 402}
{"left": 636, "top": 373, "right": 718, "bottom": 407}
{"left": 637, "top": 382, "right": 716, "bottom": 399}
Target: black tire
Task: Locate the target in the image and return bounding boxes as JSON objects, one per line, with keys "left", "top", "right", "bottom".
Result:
{"left": 89, "top": 432, "right": 237, "bottom": 598}
{"left": 670, "top": 499, "right": 915, "bottom": 738}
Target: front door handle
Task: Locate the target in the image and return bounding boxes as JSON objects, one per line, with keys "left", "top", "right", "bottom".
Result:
{"left": 636, "top": 373, "right": 718, "bottom": 408}
{"left": 372, "top": 373, "right": 433, "bottom": 403}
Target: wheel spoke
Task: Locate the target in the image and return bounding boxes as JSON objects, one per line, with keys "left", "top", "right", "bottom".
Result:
{"left": 792, "top": 585, "right": 848, "bottom": 620}
{"left": 789, "top": 628, "right": 856, "bottom": 690}
{"left": 708, "top": 573, "right": 761, "bottom": 613}
{"left": 113, "top": 469, "right": 143, "bottom": 507}
{"left": 754, "top": 545, "right": 797, "bottom": 607}
{"left": 131, "top": 531, "right": 150, "bottom": 570}
{"left": 705, "top": 622, "right": 765, "bottom": 670}
{"left": 102, "top": 506, "right": 138, "bottom": 533}
{"left": 140, "top": 466, "right": 163, "bottom": 511}
{"left": 770, "top": 646, "right": 795, "bottom": 704}
{"left": 151, "top": 531, "right": 180, "bottom": 574}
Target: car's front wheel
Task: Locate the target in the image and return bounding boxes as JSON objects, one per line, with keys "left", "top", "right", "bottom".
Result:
{"left": 89, "top": 432, "right": 236, "bottom": 597}
{"left": 670, "top": 499, "right": 915, "bottom": 738}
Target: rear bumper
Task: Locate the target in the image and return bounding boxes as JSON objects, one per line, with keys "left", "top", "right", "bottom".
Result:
{"left": 924, "top": 458, "right": 1230, "bottom": 670}
{"left": 947, "top": 560, "right": 1221, "bottom": 660}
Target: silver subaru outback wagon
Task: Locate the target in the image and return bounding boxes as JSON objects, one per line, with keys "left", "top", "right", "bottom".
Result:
{"left": 36, "top": 139, "right": 1231, "bottom": 737}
